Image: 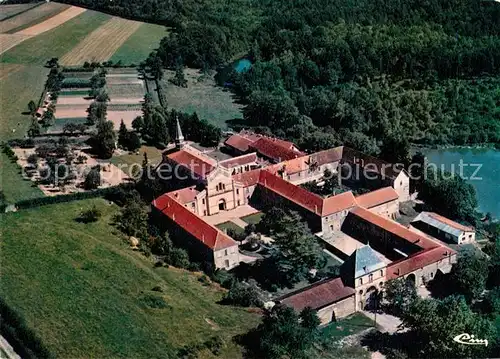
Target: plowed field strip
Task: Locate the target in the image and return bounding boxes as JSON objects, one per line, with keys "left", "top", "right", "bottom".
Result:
{"left": 15, "top": 6, "right": 86, "bottom": 36}
{"left": 0, "top": 3, "right": 41, "bottom": 21}
{"left": 60, "top": 17, "right": 141, "bottom": 66}
{"left": 0, "top": 33, "right": 31, "bottom": 55}
{"left": 0, "top": 2, "right": 69, "bottom": 34}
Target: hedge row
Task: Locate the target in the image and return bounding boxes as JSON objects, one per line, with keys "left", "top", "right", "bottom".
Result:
{"left": 18, "top": 185, "right": 134, "bottom": 210}
{"left": 0, "top": 297, "right": 52, "bottom": 359}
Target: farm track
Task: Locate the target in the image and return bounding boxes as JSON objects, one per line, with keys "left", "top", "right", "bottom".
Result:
{"left": 15, "top": 6, "right": 87, "bottom": 36}
{"left": 60, "top": 17, "right": 142, "bottom": 65}
{"left": 0, "top": 2, "right": 69, "bottom": 34}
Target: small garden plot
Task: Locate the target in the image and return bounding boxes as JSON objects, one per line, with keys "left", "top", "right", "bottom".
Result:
{"left": 62, "top": 77, "right": 90, "bottom": 88}
{"left": 55, "top": 106, "right": 88, "bottom": 119}
{"left": 322, "top": 313, "right": 376, "bottom": 340}
{"left": 241, "top": 212, "right": 263, "bottom": 225}
{"left": 106, "top": 82, "right": 145, "bottom": 98}
{"left": 60, "top": 89, "right": 90, "bottom": 96}
{"left": 216, "top": 221, "right": 245, "bottom": 234}
{"left": 106, "top": 110, "right": 142, "bottom": 128}
{"left": 110, "top": 145, "right": 163, "bottom": 169}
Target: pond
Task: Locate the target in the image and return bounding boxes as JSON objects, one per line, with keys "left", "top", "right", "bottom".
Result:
{"left": 215, "top": 57, "right": 252, "bottom": 86}
{"left": 423, "top": 147, "right": 500, "bottom": 218}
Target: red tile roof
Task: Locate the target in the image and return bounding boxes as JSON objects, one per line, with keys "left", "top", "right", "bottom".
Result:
{"left": 250, "top": 137, "right": 304, "bottom": 162}
{"left": 266, "top": 156, "right": 311, "bottom": 175}
{"left": 220, "top": 153, "right": 257, "bottom": 170}
{"left": 310, "top": 146, "right": 344, "bottom": 166}
{"left": 279, "top": 277, "right": 355, "bottom": 311}
{"left": 258, "top": 170, "right": 323, "bottom": 215}
{"left": 224, "top": 134, "right": 255, "bottom": 152}
{"left": 166, "top": 149, "right": 216, "bottom": 178}
{"left": 322, "top": 191, "right": 357, "bottom": 216}
{"left": 233, "top": 168, "right": 262, "bottom": 187}
{"left": 387, "top": 246, "right": 456, "bottom": 280}
{"left": 167, "top": 186, "right": 200, "bottom": 204}
{"left": 342, "top": 146, "right": 405, "bottom": 180}
{"left": 426, "top": 212, "right": 474, "bottom": 232}
{"left": 153, "top": 194, "right": 237, "bottom": 250}
{"left": 349, "top": 206, "right": 437, "bottom": 250}
{"left": 355, "top": 187, "right": 399, "bottom": 209}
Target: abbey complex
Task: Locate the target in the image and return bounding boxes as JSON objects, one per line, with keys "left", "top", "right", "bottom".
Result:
{"left": 152, "top": 121, "right": 475, "bottom": 325}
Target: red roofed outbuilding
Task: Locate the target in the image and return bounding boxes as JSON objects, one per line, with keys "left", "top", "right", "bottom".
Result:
{"left": 152, "top": 193, "right": 240, "bottom": 270}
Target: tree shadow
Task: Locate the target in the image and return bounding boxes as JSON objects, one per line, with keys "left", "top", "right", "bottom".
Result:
{"left": 360, "top": 330, "right": 422, "bottom": 358}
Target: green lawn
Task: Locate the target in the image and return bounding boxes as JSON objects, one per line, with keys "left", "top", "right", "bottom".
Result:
{"left": 1, "top": 10, "right": 109, "bottom": 65}
{"left": 161, "top": 68, "right": 243, "bottom": 129}
{"left": 0, "top": 64, "right": 48, "bottom": 140}
{"left": 110, "top": 23, "right": 168, "bottom": 65}
{"left": 241, "top": 212, "right": 263, "bottom": 225}
{"left": 0, "top": 152, "right": 44, "bottom": 203}
{"left": 59, "top": 89, "right": 90, "bottom": 96}
{"left": 216, "top": 221, "right": 245, "bottom": 234}
{"left": 0, "top": 199, "right": 260, "bottom": 358}
{"left": 110, "top": 145, "right": 164, "bottom": 172}
{"left": 322, "top": 313, "right": 376, "bottom": 340}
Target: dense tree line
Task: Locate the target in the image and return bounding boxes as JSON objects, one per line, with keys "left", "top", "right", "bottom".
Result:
{"left": 36, "top": 0, "right": 500, "bottom": 150}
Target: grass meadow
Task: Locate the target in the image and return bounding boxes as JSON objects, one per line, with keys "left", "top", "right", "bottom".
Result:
{"left": 1, "top": 10, "right": 109, "bottom": 65}
{"left": 0, "top": 64, "right": 48, "bottom": 140}
{"left": 162, "top": 68, "right": 243, "bottom": 129}
{"left": 0, "top": 152, "right": 44, "bottom": 203}
{"left": 0, "top": 198, "right": 261, "bottom": 358}
{"left": 110, "top": 23, "right": 167, "bottom": 65}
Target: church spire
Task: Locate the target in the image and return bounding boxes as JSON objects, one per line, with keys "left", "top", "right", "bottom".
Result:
{"left": 175, "top": 115, "right": 184, "bottom": 149}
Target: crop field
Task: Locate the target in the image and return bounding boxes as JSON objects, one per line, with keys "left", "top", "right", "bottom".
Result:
{"left": 162, "top": 68, "right": 243, "bottom": 129}
{"left": 110, "top": 22, "right": 167, "bottom": 65}
{"left": 60, "top": 17, "right": 142, "bottom": 66}
{"left": 0, "top": 199, "right": 260, "bottom": 358}
{"left": 106, "top": 110, "right": 143, "bottom": 128}
{"left": 16, "top": 6, "right": 87, "bottom": 36}
{"left": 0, "top": 33, "right": 31, "bottom": 55}
{"left": 0, "top": 2, "right": 69, "bottom": 34}
{"left": 0, "top": 3, "right": 41, "bottom": 21}
{"left": 1, "top": 10, "right": 110, "bottom": 65}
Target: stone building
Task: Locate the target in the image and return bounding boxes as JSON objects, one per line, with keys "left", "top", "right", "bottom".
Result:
{"left": 152, "top": 192, "right": 240, "bottom": 270}
{"left": 410, "top": 211, "right": 476, "bottom": 244}
{"left": 277, "top": 277, "right": 356, "bottom": 325}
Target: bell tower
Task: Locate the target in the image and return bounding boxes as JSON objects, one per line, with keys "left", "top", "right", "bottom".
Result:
{"left": 175, "top": 116, "right": 185, "bottom": 149}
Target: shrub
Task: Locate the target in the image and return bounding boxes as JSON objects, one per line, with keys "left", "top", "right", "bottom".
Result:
{"left": 83, "top": 166, "right": 101, "bottom": 190}
{"left": 204, "top": 336, "right": 224, "bottom": 355}
{"left": 140, "top": 294, "right": 169, "bottom": 309}
{"left": 78, "top": 205, "right": 102, "bottom": 223}
{"left": 223, "top": 280, "right": 262, "bottom": 307}
{"left": 211, "top": 269, "right": 234, "bottom": 289}
{"left": 198, "top": 275, "right": 210, "bottom": 286}
{"left": 169, "top": 248, "right": 190, "bottom": 268}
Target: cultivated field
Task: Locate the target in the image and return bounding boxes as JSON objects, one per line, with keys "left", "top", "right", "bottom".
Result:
{"left": 110, "top": 22, "right": 167, "bottom": 65}
{"left": 0, "top": 199, "right": 260, "bottom": 358}
{"left": 1, "top": 10, "right": 110, "bottom": 64}
{"left": 0, "top": 2, "right": 69, "bottom": 34}
{"left": 162, "top": 68, "right": 243, "bottom": 129}
{"left": 16, "top": 6, "right": 87, "bottom": 36}
{"left": 60, "top": 17, "right": 142, "bottom": 66}
{"left": 0, "top": 3, "right": 41, "bottom": 21}
{"left": 0, "top": 33, "right": 31, "bottom": 55}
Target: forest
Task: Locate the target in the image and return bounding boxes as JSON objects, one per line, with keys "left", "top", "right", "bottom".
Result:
{"left": 12, "top": 0, "right": 500, "bottom": 155}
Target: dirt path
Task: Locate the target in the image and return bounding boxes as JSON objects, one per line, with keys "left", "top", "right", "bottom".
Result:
{"left": 15, "top": 6, "right": 86, "bottom": 36}
{"left": 60, "top": 17, "right": 141, "bottom": 65}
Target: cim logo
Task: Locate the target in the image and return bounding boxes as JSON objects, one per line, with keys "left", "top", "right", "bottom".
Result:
{"left": 453, "top": 333, "right": 488, "bottom": 347}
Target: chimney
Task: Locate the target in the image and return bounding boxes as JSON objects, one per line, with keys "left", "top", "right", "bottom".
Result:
{"left": 172, "top": 213, "right": 175, "bottom": 221}
{"left": 202, "top": 234, "right": 205, "bottom": 243}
